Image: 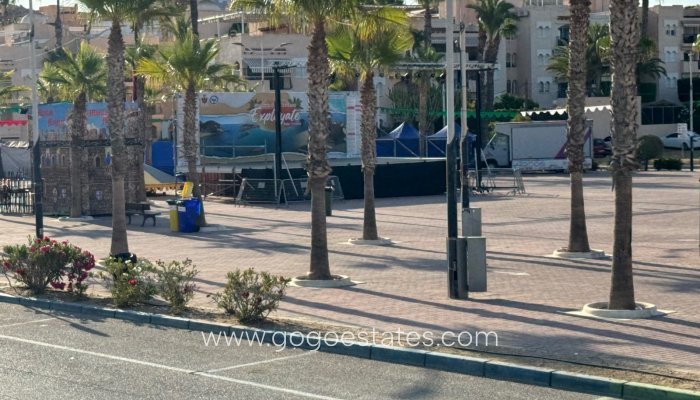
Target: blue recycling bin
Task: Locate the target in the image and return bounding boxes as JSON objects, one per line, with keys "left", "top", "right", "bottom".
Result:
{"left": 177, "top": 198, "right": 201, "bottom": 233}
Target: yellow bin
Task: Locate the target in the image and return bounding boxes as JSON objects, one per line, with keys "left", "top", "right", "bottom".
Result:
{"left": 167, "top": 200, "right": 179, "bottom": 232}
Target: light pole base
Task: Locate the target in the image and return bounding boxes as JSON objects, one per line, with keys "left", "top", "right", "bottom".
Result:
{"left": 462, "top": 208, "right": 482, "bottom": 237}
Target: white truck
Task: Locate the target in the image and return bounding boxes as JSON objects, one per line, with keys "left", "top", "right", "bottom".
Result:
{"left": 484, "top": 120, "right": 593, "bottom": 171}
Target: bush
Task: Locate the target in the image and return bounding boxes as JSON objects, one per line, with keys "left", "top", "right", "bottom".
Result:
{"left": 1, "top": 236, "right": 95, "bottom": 296}
{"left": 215, "top": 268, "right": 290, "bottom": 323}
{"left": 636, "top": 135, "right": 664, "bottom": 171}
{"left": 96, "top": 258, "right": 157, "bottom": 308}
{"left": 653, "top": 158, "right": 683, "bottom": 171}
{"left": 154, "top": 259, "right": 198, "bottom": 315}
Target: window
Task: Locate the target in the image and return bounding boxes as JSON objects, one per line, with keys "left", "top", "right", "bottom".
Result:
{"left": 506, "top": 53, "right": 511, "bottom": 68}
{"left": 665, "top": 20, "right": 678, "bottom": 36}
{"left": 507, "top": 80, "right": 512, "bottom": 93}
{"left": 539, "top": 82, "right": 545, "bottom": 93}
{"left": 512, "top": 80, "right": 518, "bottom": 95}
{"left": 665, "top": 48, "right": 679, "bottom": 63}
{"left": 512, "top": 53, "right": 517, "bottom": 68}
{"left": 545, "top": 81, "right": 550, "bottom": 93}
{"left": 666, "top": 74, "right": 679, "bottom": 88}
{"left": 538, "top": 54, "right": 545, "bottom": 65}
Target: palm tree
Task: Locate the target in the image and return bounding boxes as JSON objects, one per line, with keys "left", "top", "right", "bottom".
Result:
{"left": 608, "top": 0, "right": 639, "bottom": 310}
{"left": 549, "top": 25, "right": 665, "bottom": 96}
{"left": 53, "top": 0, "right": 63, "bottom": 49}
{"left": 416, "top": 0, "right": 439, "bottom": 157}
{"left": 41, "top": 42, "right": 106, "bottom": 218}
{"left": 468, "top": 0, "right": 518, "bottom": 112}
{"left": 137, "top": 18, "right": 240, "bottom": 225}
{"left": 190, "top": 0, "right": 199, "bottom": 37}
{"left": 79, "top": 0, "right": 155, "bottom": 256}
{"left": 327, "top": 7, "right": 413, "bottom": 241}
{"left": 0, "top": 70, "right": 28, "bottom": 102}
{"left": 232, "top": 0, "right": 359, "bottom": 280}
{"left": 563, "top": 0, "right": 591, "bottom": 254}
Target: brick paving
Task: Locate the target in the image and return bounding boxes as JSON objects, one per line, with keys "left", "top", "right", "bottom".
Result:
{"left": 1, "top": 170, "right": 699, "bottom": 380}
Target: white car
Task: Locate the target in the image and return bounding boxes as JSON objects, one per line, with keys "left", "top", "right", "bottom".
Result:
{"left": 661, "top": 132, "right": 700, "bottom": 149}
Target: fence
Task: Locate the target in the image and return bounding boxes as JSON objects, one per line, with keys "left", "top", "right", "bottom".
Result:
{"left": 0, "top": 178, "right": 34, "bottom": 214}
{"left": 235, "top": 176, "right": 345, "bottom": 206}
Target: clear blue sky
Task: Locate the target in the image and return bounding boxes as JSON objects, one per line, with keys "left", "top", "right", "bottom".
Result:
{"left": 14, "top": 0, "right": 700, "bottom": 10}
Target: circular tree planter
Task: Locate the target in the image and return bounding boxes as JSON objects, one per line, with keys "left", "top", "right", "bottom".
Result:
{"left": 347, "top": 238, "right": 394, "bottom": 246}
{"left": 57, "top": 216, "right": 95, "bottom": 222}
{"left": 550, "top": 248, "right": 608, "bottom": 260}
{"left": 291, "top": 274, "right": 355, "bottom": 288}
{"left": 581, "top": 302, "right": 660, "bottom": 319}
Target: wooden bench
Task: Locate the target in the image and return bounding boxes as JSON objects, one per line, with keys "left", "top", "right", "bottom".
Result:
{"left": 125, "top": 202, "right": 161, "bottom": 226}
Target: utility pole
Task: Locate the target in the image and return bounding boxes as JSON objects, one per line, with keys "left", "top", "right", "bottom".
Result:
{"left": 459, "top": 22, "right": 469, "bottom": 209}
{"left": 691, "top": 48, "right": 695, "bottom": 171}
{"left": 29, "top": 0, "right": 43, "bottom": 238}
{"left": 446, "top": 0, "right": 461, "bottom": 299}
{"left": 273, "top": 65, "right": 283, "bottom": 203}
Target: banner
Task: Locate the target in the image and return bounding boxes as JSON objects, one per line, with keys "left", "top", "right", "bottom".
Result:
{"left": 181, "top": 92, "right": 357, "bottom": 163}
{"left": 38, "top": 102, "right": 137, "bottom": 141}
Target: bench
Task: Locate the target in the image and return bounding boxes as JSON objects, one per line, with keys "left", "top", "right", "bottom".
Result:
{"left": 125, "top": 202, "right": 161, "bottom": 226}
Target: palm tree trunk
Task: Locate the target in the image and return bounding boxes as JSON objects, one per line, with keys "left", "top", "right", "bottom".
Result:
{"left": 107, "top": 20, "right": 129, "bottom": 256}
{"left": 608, "top": 0, "right": 638, "bottom": 310}
{"left": 190, "top": 0, "right": 199, "bottom": 37}
{"left": 423, "top": 1, "right": 432, "bottom": 49}
{"left": 183, "top": 81, "right": 207, "bottom": 227}
{"left": 54, "top": 0, "right": 62, "bottom": 49}
{"left": 306, "top": 18, "right": 332, "bottom": 280}
{"left": 641, "top": 0, "right": 649, "bottom": 36}
{"left": 136, "top": 76, "right": 147, "bottom": 203}
{"left": 70, "top": 92, "right": 86, "bottom": 218}
{"left": 183, "top": 82, "right": 199, "bottom": 196}
{"left": 566, "top": 0, "right": 591, "bottom": 253}
{"left": 360, "top": 73, "right": 379, "bottom": 241}
{"left": 418, "top": 74, "right": 429, "bottom": 157}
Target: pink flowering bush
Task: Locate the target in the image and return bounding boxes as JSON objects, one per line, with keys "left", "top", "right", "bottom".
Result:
{"left": 1, "top": 236, "right": 95, "bottom": 296}
{"left": 214, "top": 268, "right": 290, "bottom": 323}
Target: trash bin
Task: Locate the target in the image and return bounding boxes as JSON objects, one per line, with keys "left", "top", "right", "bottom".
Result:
{"left": 177, "top": 198, "right": 201, "bottom": 233}
{"left": 166, "top": 199, "right": 179, "bottom": 232}
{"left": 324, "top": 186, "right": 333, "bottom": 216}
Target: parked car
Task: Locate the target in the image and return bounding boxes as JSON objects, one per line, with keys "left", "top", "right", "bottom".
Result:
{"left": 661, "top": 132, "right": 700, "bottom": 149}
{"left": 593, "top": 138, "right": 612, "bottom": 158}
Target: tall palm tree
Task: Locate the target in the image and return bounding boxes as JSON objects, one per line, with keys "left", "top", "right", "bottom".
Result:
{"left": 232, "top": 0, "right": 359, "bottom": 280}
{"left": 327, "top": 7, "right": 413, "bottom": 241}
{"left": 563, "top": 0, "right": 591, "bottom": 254}
{"left": 136, "top": 18, "right": 240, "bottom": 225}
{"left": 42, "top": 42, "right": 106, "bottom": 218}
{"left": 53, "top": 0, "right": 63, "bottom": 49}
{"left": 416, "top": 0, "right": 439, "bottom": 157}
{"left": 608, "top": 0, "right": 638, "bottom": 310}
{"left": 468, "top": 0, "right": 518, "bottom": 112}
{"left": 190, "top": 0, "right": 199, "bottom": 37}
{"left": 79, "top": 0, "right": 155, "bottom": 256}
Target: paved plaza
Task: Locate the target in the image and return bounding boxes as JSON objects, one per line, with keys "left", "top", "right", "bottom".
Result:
{"left": 1, "top": 171, "right": 699, "bottom": 388}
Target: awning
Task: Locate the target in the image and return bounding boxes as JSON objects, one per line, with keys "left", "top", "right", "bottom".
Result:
{"left": 144, "top": 164, "right": 178, "bottom": 190}
{"left": 0, "top": 120, "right": 27, "bottom": 127}
{"left": 520, "top": 105, "right": 612, "bottom": 116}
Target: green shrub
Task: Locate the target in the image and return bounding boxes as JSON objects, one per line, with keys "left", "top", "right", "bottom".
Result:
{"left": 96, "top": 258, "right": 156, "bottom": 308}
{"left": 653, "top": 158, "right": 683, "bottom": 171}
{"left": 215, "top": 268, "right": 290, "bottom": 323}
{"left": 154, "top": 259, "right": 198, "bottom": 315}
{"left": 1, "top": 236, "right": 95, "bottom": 296}
{"left": 636, "top": 135, "right": 664, "bottom": 171}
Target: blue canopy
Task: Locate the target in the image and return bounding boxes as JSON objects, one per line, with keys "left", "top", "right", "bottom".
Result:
{"left": 388, "top": 122, "right": 419, "bottom": 139}
{"left": 430, "top": 124, "right": 461, "bottom": 139}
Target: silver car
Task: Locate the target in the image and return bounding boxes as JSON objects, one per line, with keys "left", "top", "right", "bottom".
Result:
{"left": 661, "top": 132, "right": 700, "bottom": 149}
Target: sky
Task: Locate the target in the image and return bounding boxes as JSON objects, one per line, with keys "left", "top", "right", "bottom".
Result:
{"left": 14, "top": 0, "right": 700, "bottom": 10}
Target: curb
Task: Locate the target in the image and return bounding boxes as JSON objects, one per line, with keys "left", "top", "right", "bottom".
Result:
{"left": 2, "top": 292, "right": 699, "bottom": 399}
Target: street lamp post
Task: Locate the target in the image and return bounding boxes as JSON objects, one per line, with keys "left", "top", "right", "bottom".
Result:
{"left": 690, "top": 50, "right": 695, "bottom": 172}
{"left": 271, "top": 63, "right": 296, "bottom": 204}
{"left": 459, "top": 22, "right": 469, "bottom": 209}
{"left": 29, "top": 0, "right": 43, "bottom": 238}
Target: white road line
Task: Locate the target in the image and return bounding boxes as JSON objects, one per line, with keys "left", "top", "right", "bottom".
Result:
{"left": 0, "top": 318, "right": 55, "bottom": 329}
{"left": 0, "top": 333, "right": 343, "bottom": 400}
{"left": 206, "top": 351, "right": 316, "bottom": 373}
